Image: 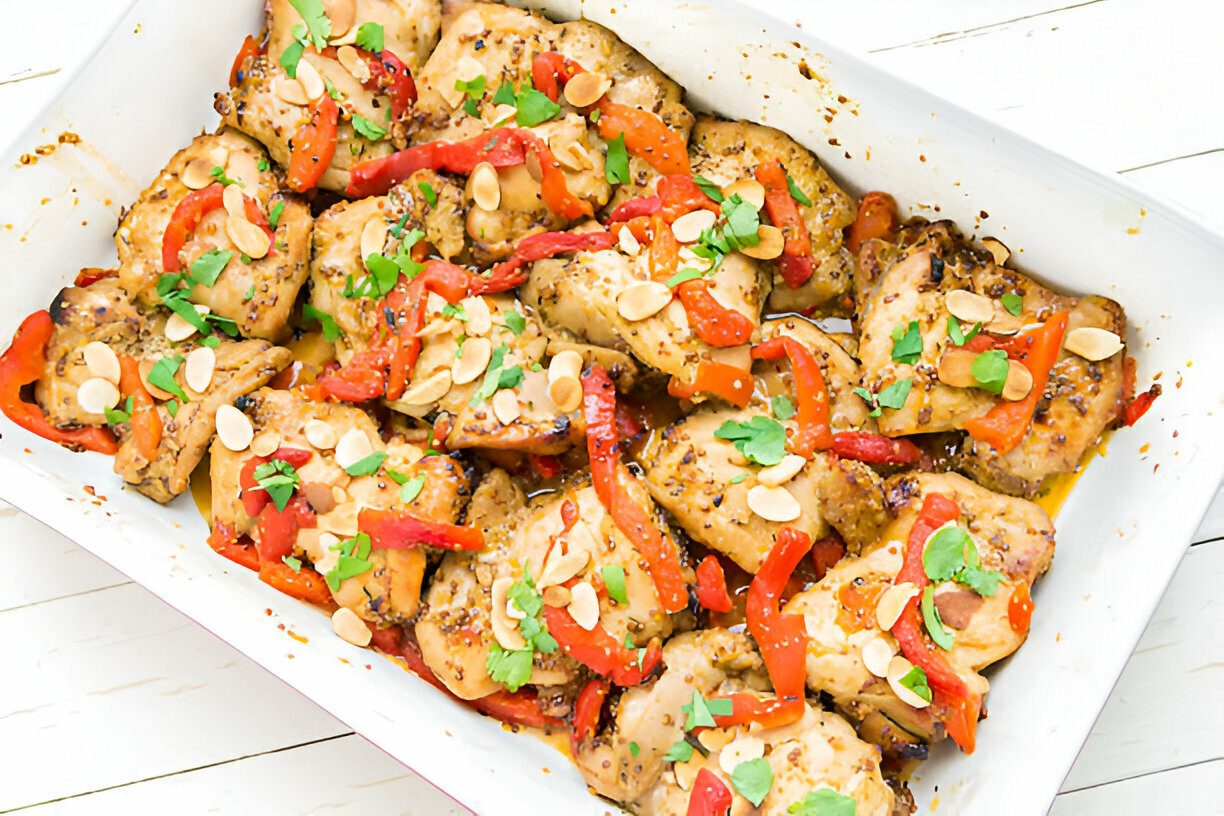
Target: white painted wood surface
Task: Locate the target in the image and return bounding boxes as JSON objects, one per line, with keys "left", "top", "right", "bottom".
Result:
{"left": 0, "top": 1, "right": 1220, "bottom": 813}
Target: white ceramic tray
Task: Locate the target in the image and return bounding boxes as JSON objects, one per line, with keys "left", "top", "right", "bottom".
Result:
{"left": 1, "top": 1, "right": 1221, "bottom": 813}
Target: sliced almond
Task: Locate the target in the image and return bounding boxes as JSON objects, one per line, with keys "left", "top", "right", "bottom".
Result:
{"left": 334, "top": 428, "right": 375, "bottom": 470}
{"left": 483, "top": 103, "right": 518, "bottom": 128}
{"left": 460, "top": 296, "right": 493, "bottom": 336}
{"left": 76, "top": 377, "right": 120, "bottom": 415}
{"left": 319, "top": 501, "right": 360, "bottom": 538}
{"left": 452, "top": 336, "right": 492, "bottom": 385}
{"left": 82, "top": 341, "right": 120, "bottom": 385}
{"left": 468, "top": 162, "right": 501, "bottom": 211}
{"left": 887, "top": 655, "right": 932, "bottom": 709}
{"left": 250, "top": 431, "right": 281, "bottom": 458}
{"left": 331, "top": 606, "right": 373, "bottom": 647}
{"left": 225, "top": 216, "right": 270, "bottom": 260}
{"left": 538, "top": 546, "right": 589, "bottom": 589}
{"left": 1063, "top": 326, "right": 1123, "bottom": 362}
{"left": 181, "top": 158, "right": 216, "bottom": 190}
{"left": 336, "top": 44, "right": 371, "bottom": 83}
{"left": 491, "top": 577, "right": 528, "bottom": 651}
{"left": 441, "top": 56, "right": 485, "bottom": 109}
{"left": 165, "top": 304, "right": 210, "bottom": 343}
{"left": 524, "top": 149, "right": 543, "bottom": 183}
{"left": 936, "top": 348, "right": 979, "bottom": 389}
{"left": 746, "top": 484, "right": 802, "bottom": 522}
{"left": 274, "top": 74, "right": 311, "bottom": 107}
{"left": 548, "top": 350, "right": 584, "bottom": 413}
{"left": 945, "top": 289, "right": 995, "bottom": 325}
{"left": 322, "top": 0, "right": 356, "bottom": 38}
{"left": 491, "top": 388, "right": 521, "bottom": 425}
{"left": 551, "top": 136, "right": 586, "bottom": 172}
{"left": 304, "top": 419, "right": 339, "bottom": 450}
{"left": 862, "top": 635, "right": 895, "bottom": 678}
{"left": 295, "top": 57, "right": 326, "bottom": 102}
{"left": 673, "top": 759, "right": 701, "bottom": 791}
{"left": 401, "top": 368, "right": 453, "bottom": 406}
{"left": 980, "top": 237, "right": 1011, "bottom": 267}
{"left": 563, "top": 71, "right": 612, "bottom": 108}
{"left": 724, "top": 178, "right": 765, "bottom": 210}
{"left": 739, "top": 224, "right": 784, "bottom": 260}
{"left": 718, "top": 735, "right": 765, "bottom": 776}
{"left": 331, "top": 485, "right": 348, "bottom": 505}
{"left": 222, "top": 183, "right": 247, "bottom": 220}
{"left": 875, "top": 582, "right": 920, "bottom": 632}
{"left": 618, "top": 227, "right": 642, "bottom": 256}
{"left": 617, "top": 281, "right": 673, "bottom": 322}
{"left": 184, "top": 346, "right": 216, "bottom": 393}
{"left": 671, "top": 209, "right": 717, "bottom": 244}
{"left": 756, "top": 453, "right": 806, "bottom": 487}
{"left": 1001, "top": 359, "right": 1034, "bottom": 401}
{"left": 207, "top": 146, "right": 230, "bottom": 168}
{"left": 542, "top": 585, "right": 572, "bottom": 607}
{"left": 225, "top": 150, "right": 263, "bottom": 190}
{"left": 360, "top": 217, "right": 388, "bottom": 263}
{"left": 988, "top": 304, "right": 1025, "bottom": 335}
{"left": 548, "top": 349, "right": 584, "bottom": 384}
{"left": 567, "top": 581, "right": 600, "bottom": 630}
{"left": 698, "top": 728, "right": 735, "bottom": 753}
{"left": 216, "top": 404, "right": 254, "bottom": 452}
{"left": 139, "top": 358, "right": 177, "bottom": 401}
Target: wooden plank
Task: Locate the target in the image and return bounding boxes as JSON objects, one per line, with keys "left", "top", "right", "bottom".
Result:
{"left": 1053, "top": 759, "right": 1224, "bottom": 815}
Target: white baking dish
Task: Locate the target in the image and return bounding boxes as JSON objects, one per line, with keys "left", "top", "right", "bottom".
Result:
{"left": 1, "top": 1, "right": 1220, "bottom": 813}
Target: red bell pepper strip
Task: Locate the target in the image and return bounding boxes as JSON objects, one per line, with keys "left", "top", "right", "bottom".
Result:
{"left": 316, "top": 345, "right": 389, "bottom": 402}
{"left": 666, "top": 361, "right": 753, "bottom": 408}
{"left": 229, "top": 34, "right": 262, "bottom": 87}
{"left": 1008, "top": 582, "right": 1034, "bottom": 634}
{"left": 695, "top": 555, "right": 733, "bottom": 613}
{"left": 687, "top": 769, "right": 733, "bottom": 816}
{"left": 751, "top": 336, "right": 834, "bottom": 456}
{"left": 472, "top": 230, "right": 617, "bottom": 295}
{"left": 831, "top": 431, "right": 922, "bottom": 465}
{"left": 0, "top": 311, "right": 117, "bottom": 454}
{"left": 529, "top": 454, "right": 564, "bottom": 479}
{"left": 711, "top": 693, "right": 805, "bottom": 731}
{"left": 259, "top": 556, "right": 332, "bottom": 606}
{"left": 287, "top": 94, "right": 339, "bottom": 193}
{"left": 1124, "top": 384, "right": 1161, "bottom": 427}
{"left": 965, "top": 311, "right": 1068, "bottom": 455}
{"left": 845, "top": 191, "right": 898, "bottom": 255}
{"left": 583, "top": 365, "right": 689, "bottom": 613}
{"left": 360, "top": 48, "right": 417, "bottom": 120}
{"left": 385, "top": 259, "right": 471, "bottom": 399}
{"left": 541, "top": 605, "right": 662, "bottom": 685}
{"left": 755, "top": 160, "right": 814, "bottom": 288}
{"left": 531, "top": 51, "right": 586, "bottom": 103}
{"left": 570, "top": 677, "right": 610, "bottom": 755}
{"left": 593, "top": 99, "right": 690, "bottom": 177}
{"left": 648, "top": 213, "right": 680, "bottom": 282}
{"left": 675, "top": 280, "right": 754, "bottom": 347}
{"left": 809, "top": 533, "right": 846, "bottom": 581}
{"left": 657, "top": 174, "right": 721, "bottom": 223}
{"left": 605, "top": 195, "right": 660, "bottom": 224}
{"left": 207, "top": 522, "right": 259, "bottom": 571}
{"left": 359, "top": 506, "right": 485, "bottom": 551}
{"left": 891, "top": 492, "right": 981, "bottom": 754}
{"left": 239, "top": 446, "right": 314, "bottom": 518}
{"left": 256, "top": 494, "right": 316, "bottom": 563}
{"left": 747, "top": 526, "right": 811, "bottom": 704}
{"left": 117, "top": 353, "right": 162, "bottom": 463}
{"left": 161, "top": 183, "right": 273, "bottom": 274}
{"left": 73, "top": 268, "right": 115, "bottom": 287}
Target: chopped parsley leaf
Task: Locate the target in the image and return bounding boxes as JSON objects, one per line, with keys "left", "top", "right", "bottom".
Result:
{"left": 663, "top": 740, "right": 693, "bottom": 763}
{"left": 898, "top": 665, "right": 932, "bottom": 702}
{"left": 354, "top": 21, "right": 384, "bottom": 53}
{"left": 189, "top": 249, "right": 232, "bottom": 287}
{"left": 788, "top": 788, "right": 858, "bottom": 816}
{"left": 601, "top": 565, "right": 628, "bottom": 605}
{"left": 890, "top": 320, "right": 923, "bottom": 364}
{"left": 454, "top": 74, "right": 486, "bottom": 100}
{"left": 605, "top": 132, "right": 630, "bottom": 185}
{"left": 1001, "top": 292, "right": 1023, "bottom": 316}
{"left": 343, "top": 450, "right": 387, "bottom": 477}
{"left": 515, "top": 86, "right": 561, "bottom": 127}
{"left": 921, "top": 584, "right": 955, "bottom": 650}
{"left": 682, "top": 690, "right": 733, "bottom": 730}
{"left": 288, "top": 0, "right": 331, "bottom": 49}
{"left": 731, "top": 757, "right": 774, "bottom": 808}
{"left": 876, "top": 378, "right": 912, "bottom": 410}
{"left": 352, "top": 114, "right": 388, "bottom": 140}
{"left": 324, "top": 532, "right": 374, "bottom": 591}
{"left": 503, "top": 310, "right": 527, "bottom": 335}
{"left": 252, "top": 458, "right": 301, "bottom": 513}
{"left": 946, "top": 315, "right": 982, "bottom": 346}
{"left": 269, "top": 200, "right": 285, "bottom": 230}
{"left": 693, "top": 175, "right": 724, "bottom": 203}
{"left": 282, "top": 555, "right": 302, "bottom": 573}
{"left": 301, "top": 304, "right": 341, "bottom": 342}
{"left": 786, "top": 173, "right": 813, "bottom": 207}
{"left": 492, "top": 81, "right": 517, "bottom": 106}
{"left": 146, "top": 355, "right": 188, "bottom": 402}
{"left": 771, "top": 395, "right": 796, "bottom": 420}
{"left": 970, "top": 349, "right": 1009, "bottom": 394}
{"left": 209, "top": 165, "right": 243, "bottom": 187}
{"left": 714, "top": 415, "right": 787, "bottom": 466}
{"left": 399, "top": 474, "right": 426, "bottom": 504}
{"left": 665, "top": 268, "right": 706, "bottom": 288}
{"left": 418, "top": 181, "right": 438, "bottom": 207}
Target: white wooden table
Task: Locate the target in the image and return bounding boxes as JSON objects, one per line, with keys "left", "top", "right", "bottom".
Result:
{"left": 2, "top": 1, "right": 1221, "bottom": 813}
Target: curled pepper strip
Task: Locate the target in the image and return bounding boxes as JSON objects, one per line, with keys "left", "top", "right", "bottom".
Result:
{"left": 239, "top": 446, "right": 314, "bottom": 518}
{"left": 686, "top": 768, "right": 733, "bottom": 816}
{"left": 0, "top": 311, "right": 117, "bottom": 454}
{"left": 117, "top": 353, "right": 162, "bottom": 462}
{"left": 288, "top": 94, "right": 339, "bottom": 193}
{"left": 675, "top": 280, "right": 755, "bottom": 347}
{"left": 751, "top": 336, "right": 834, "bottom": 457}
{"left": 385, "top": 259, "right": 470, "bottom": 399}
{"left": 570, "top": 677, "right": 611, "bottom": 755}
{"left": 207, "top": 522, "right": 259, "bottom": 571}
{"left": 892, "top": 492, "right": 982, "bottom": 754}
{"left": 161, "top": 183, "right": 273, "bottom": 275}
{"left": 755, "top": 160, "right": 814, "bottom": 288}
{"left": 583, "top": 365, "right": 689, "bottom": 613}
{"left": 229, "top": 34, "right": 263, "bottom": 88}
{"left": 657, "top": 174, "right": 721, "bottom": 223}
{"left": 605, "top": 195, "right": 660, "bottom": 224}
{"left": 667, "top": 360, "right": 753, "bottom": 408}
{"left": 593, "top": 99, "right": 690, "bottom": 177}
{"left": 359, "top": 506, "right": 485, "bottom": 551}
{"left": 746, "top": 526, "right": 811, "bottom": 703}
{"left": 1124, "top": 384, "right": 1161, "bottom": 427}
{"left": 695, "top": 555, "right": 733, "bottom": 613}
{"left": 531, "top": 51, "right": 586, "bottom": 103}
{"left": 831, "top": 431, "right": 922, "bottom": 465}
{"left": 358, "top": 48, "right": 417, "bottom": 120}
{"left": 474, "top": 230, "right": 617, "bottom": 295}
{"left": 259, "top": 555, "right": 333, "bottom": 606}
{"left": 256, "top": 493, "right": 316, "bottom": 563}
{"left": 541, "top": 605, "right": 662, "bottom": 685}
{"left": 711, "top": 693, "right": 805, "bottom": 731}
{"left": 846, "top": 191, "right": 899, "bottom": 255}
{"left": 964, "top": 311, "right": 1068, "bottom": 455}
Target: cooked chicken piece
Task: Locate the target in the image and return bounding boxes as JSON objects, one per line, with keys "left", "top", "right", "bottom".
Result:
{"left": 856, "top": 220, "right": 1125, "bottom": 495}
{"left": 689, "top": 117, "right": 857, "bottom": 313}
{"left": 266, "top": 0, "right": 441, "bottom": 74}
{"left": 209, "top": 388, "right": 468, "bottom": 624}
{"left": 114, "top": 339, "right": 290, "bottom": 503}
{"left": 523, "top": 237, "right": 769, "bottom": 386}
{"left": 115, "top": 130, "right": 312, "bottom": 341}
{"left": 573, "top": 629, "right": 894, "bottom": 816}
{"left": 785, "top": 471, "right": 1055, "bottom": 742}
{"left": 416, "top": 469, "right": 680, "bottom": 700}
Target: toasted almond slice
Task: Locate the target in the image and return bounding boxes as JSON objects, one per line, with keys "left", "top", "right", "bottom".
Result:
{"left": 617, "top": 281, "right": 673, "bottom": 322}
{"left": 138, "top": 358, "right": 177, "bottom": 401}
{"left": 988, "top": 304, "right": 1025, "bottom": 335}
{"left": 875, "top": 582, "right": 920, "bottom": 632}
{"left": 76, "top": 377, "right": 120, "bottom": 415}
{"left": 1064, "top": 326, "right": 1123, "bottom": 361}
{"left": 165, "top": 304, "right": 210, "bottom": 343}
{"left": 491, "top": 388, "right": 521, "bottom": 425}
{"left": 710, "top": 344, "right": 752, "bottom": 372}
{"left": 181, "top": 158, "right": 216, "bottom": 190}
{"left": 671, "top": 209, "right": 717, "bottom": 244}
{"left": 563, "top": 71, "right": 612, "bottom": 108}
{"left": 697, "top": 728, "right": 735, "bottom": 753}
{"left": 548, "top": 349, "right": 584, "bottom": 385}
{"left": 207, "top": 146, "right": 230, "bottom": 168}
{"left": 724, "top": 178, "right": 765, "bottom": 210}
{"left": 747, "top": 484, "right": 802, "bottom": 522}
{"left": 460, "top": 296, "right": 493, "bottom": 336}
{"left": 980, "top": 237, "right": 1011, "bottom": 267}
{"left": 542, "top": 585, "right": 572, "bottom": 608}
{"left": 887, "top": 655, "right": 932, "bottom": 709}
{"left": 225, "top": 150, "right": 263, "bottom": 190}
{"left": 469, "top": 161, "right": 501, "bottom": 211}
{"left": 226, "top": 216, "right": 270, "bottom": 260}
{"left": 360, "top": 217, "right": 388, "bottom": 263}
{"left": 304, "top": 419, "right": 339, "bottom": 450}
{"left": 216, "top": 404, "right": 254, "bottom": 451}
{"left": 551, "top": 136, "right": 586, "bottom": 172}
{"left": 618, "top": 227, "right": 642, "bottom": 256}
{"left": 756, "top": 453, "right": 806, "bottom": 487}
{"left": 718, "top": 734, "right": 765, "bottom": 776}
{"left": 491, "top": 577, "right": 528, "bottom": 651}
{"left": 401, "top": 368, "right": 453, "bottom": 406}
{"left": 335, "top": 428, "right": 375, "bottom": 470}
{"left": 549, "top": 375, "right": 582, "bottom": 413}
{"left": 330, "top": 486, "right": 348, "bottom": 505}
{"left": 331, "top": 606, "right": 373, "bottom": 646}
{"left": 673, "top": 759, "right": 701, "bottom": 792}
{"left": 568, "top": 141, "right": 594, "bottom": 170}
{"left": 945, "top": 289, "right": 995, "bottom": 324}
{"left": 336, "top": 44, "right": 371, "bottom": 83}
{"left": 295, "top": 57, "right": 326, "bottom": 101}
{"left": 82, "top": 341, "right": 120, "bottom": 385}
{"left": 184, "top": 346, "right": 216, "bottom": 393}
{"left": 1002, "top": 359, "right": 1034, "bottom": 401}
{"left": 441, "top": 56, "right": 484, "bottom": 109}
{"left": 538, "top": 546, "right": 590, "bottom": 589}
{"left": 936, "top": 347, "right": 979, "bottom": 389}
{"left": 322, "top": 0, "right": 356, "bottom": 37}
{"left": 250, "top": 431, "right": 281, "bottom": 458}
{"left": 862, "top": 635, "right": 895, "bottom": 678}
{"left": 222, "top": 182, "right": 248, "bottom": 220}
{"left": 274, "top": 74, "right": 310, "bottom": 107}
{"left": 484, "top": 103, "right": 518, "bottom": 128}
{"left": 452, "top": 336, "right": 492, "bottom": 385}
{"left": 739, "top": 224, "right": 785, "bottom": 260}
{"left": 568, "top": 581, "right": 600, "bottom": 630}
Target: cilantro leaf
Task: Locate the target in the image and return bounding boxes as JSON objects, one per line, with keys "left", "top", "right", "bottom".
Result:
{"left": 921, "top": 585, "right": 955, "bottom": 650}
{"left": 252, "top": 458, "right": 301, "bottom": 513}
{"left": 682, "top": 690, "right": 733, "bottom": 730}
{"left": 947, "top": 315, "right": 982, "bottom": 346}
{"left": 282, "top": 555, "right": 302, "bottom": 573}
{"left": 146, "top": 356, "right": 188, "bottom": 402}
{"left": 922, "top": 525, "right": 970, "bottom": 582}
{"left": 890, "top": 320, "right": 923, "bottom": 364}
{"left": 492, "top": 82, "right": 517, "bottom": 106}
{"left": 601, "top": 565, "right": 628, "bottom": 605}
{"left": 693, "top": 176, "right": 724, "bottom": 203}
{"left": 731, "top": 757, "right": 774, "bottom": 807}
{"left": 720, "top": 194, "right": 761, "bottom": 250}
{"left": 956, "top": 565, "right": 1002, "bottom": 597}
{"left": 665, "top": 268, "right": 705, "bottom": 288}
{"left": 788, "top": 788, "right": 858, "bottom": 816}
{"left": 786, "top": 174, "right": 813, "bottom": 207}
{"left": 399, "top": 474, "right": 425, "bottom": 504}
{"left": 344, "top": 450, "right": 387, "bottom": 477}
{"left": 898, "top": 665, "right": 933, "bottom": 702}
{"left": 853, "top": 387, "right": 881, "bottom": 418}
{"left": 209, "top": 166, "right": 243, "bottom": 187}
{"left": 970, "top": 349, "right": 1009, "bottom": 395}
{"left": 876, "top": 378, "right": 912, "bottom": 411}
{"left": 714, "top": 415, "right": 787, "bottom": 466}
{"left": 354, "top": 22, "right": 384, "bottom": 53}
{"left": 279, "top": 40, "right": 305, "bottom": 78}
{"left": 454, "top": 74, "right": 486, "bottom": 100}
{"left": 301, "top": 304, "right": 340, "bottom": 342}
{"left": 352, "top": 114, "right": 388, "bottom": 140}
{"left": 269, "top": 200, "right": 285, "bottom": 230}
{"left": 486, "top": 644, "right": 534, "bottom": 692}
{"left": 418, "top": 180, "right": 437, "bottom": 207}
{"left": 504, "top": 310, "right": 527, "bottom": 335}
{"left": 770, "top": 395, "right": 796, "bottom": 420}
{"left": 1001, "top": 292, "right": 1023, "bottom": 316}
{"left": 288, "top": 0, "right": 331, "bottom": 49}
{"left": 663, "top": 740, "right": 693, "bottom": 763}
{"left": 324, "top": 533, "right": 374, "bottom": 591}
{"left": 189, "top": 249, "right": 233, "bottom": 287}
{"left": 471, "top": 344, "right": 522, "bottom": 405}
{"left": 728, "top": 472, "right": 748, "bottom": 485}
{"left": 515, "top": 87, "right": 561, "bottom": 127}
{"left": 105, "top": 395, "right": 134, "bottom": 426}
{"left": 605, "top": 132, "right": 630, "bottom": 185}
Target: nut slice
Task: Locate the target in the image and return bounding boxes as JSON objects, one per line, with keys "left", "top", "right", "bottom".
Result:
{"left": 322, "top": 0, "right": 356, "bottom": 38}
{"left": 936, "top": 348, "right": 979, "bottom": 389}
{"left": 671, "top": 210, "right": 717, "bottom": 244}
{"left": 567, "top": 581, "right": 600, "bottom": 630}
{"left": 887, "top": 655, "right": 932, "bottom": 709}
{"left": 945, "top": 289, "right": 995, "bottom": 325}
{"left": 755, "top": 453, "right": 806, "bottom": 487}
{"left": 82, "top": 341, "right": 120, "bottom": 385}
{"left": 304, "top": 419, "right": 339, "bottom": 449}
{"left": 336, "top": 44, "right": 371, "bottom": 83}
{"left": 875, "top": 582, "right": 920, "bottom": 632}
{"left": 334, "top": 428, "right": 375, "bottom": 470}
{"left": 538, "top": 545, "right": 590, "bottom": 589}
{"left": 618, "top": 227, "right": 642, "bottom": 256}
{"left": 861, "top": 635, "right": 895, "bottom": 678}
{"left": 460, "top": 296, "right": 493, "bottom": 336}
{"left": 250, "top": 431, "right": 281, "bottom": 458}
{"left": 1063, "top": 326, "right": 1123, "bottom": 361}
{"left": 360, "top": 217, "right": 388, "bottom": 263}
{"left": 491, "top": 577, "right": 528, "bottom": 650}
{"left": 295, "top": 57, "right": 326, "bottom": 102}
{"left": 181, "top": 158, "right": 215, "bottom": 190}
{"left": 491, "top": 389, "right": 521, "bottom": 425}
{"left": 165, "top": 304, "right": 210, "bottom": 343}
{"left": 746, "top": 484, "right": 802, "bottom": 522}
{"left": 273, "top": 74, "right": 310, "bottom": 107}
{"left": 563, "top": 71, "right": 612, "bottom": 108}
{"left": 184, "top": 346, "right": 216, "bottom": 393}
{"left": 980, "top": 237, "right": 1011, "bottom": 267}
{"left": 400, "top": 368, "right": 453, "bottom": 406}
{"left": 1001, "top": 359, "right": 1034, "bottom": 401}
{"left": 225, "top": 216, "right": 270, "bottom": 260}
{"left": 724, "top": 178, "right": 765, "bottom": 210}
{"left": 331, "top": 607, "right": 373, "bottom": 647}
{"left": 617, "top": 281, "right": 673, "bottom": 322}
{"left": 216, "top": 404, "right": 254, "bottom": 452}
{"left": 77, "top": 377, "right": 121, "bottom": 415}
{"left": 548, "top": 350, "right": 584, "bottom": 413}
{"left": 222, "top": 183, "right": 247, "bottom": 220}
{"left": 739, "top": 225, "right": 784, "bottom": 260}
{"left": 468, "top": 162, "right": 501, "bottom": 211}
{"left": 452, "top": 336, "right": 493, "bottom": 385}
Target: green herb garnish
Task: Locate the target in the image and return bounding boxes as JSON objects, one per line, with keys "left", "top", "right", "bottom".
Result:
{"left": 714, "top": 415, "right": 787, "bottom": 466}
